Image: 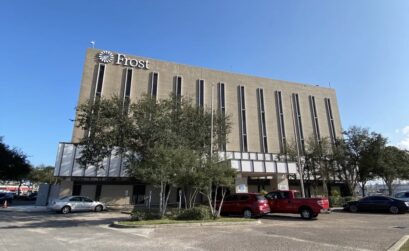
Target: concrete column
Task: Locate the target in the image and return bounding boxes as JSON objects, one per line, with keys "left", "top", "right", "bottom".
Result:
{"left": 270, "top": 174, "right": 289, "bottom": 190}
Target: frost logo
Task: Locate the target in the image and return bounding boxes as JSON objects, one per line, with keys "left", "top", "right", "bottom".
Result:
{"left": 98, "top": 50, "right": 114, "bottom": 63}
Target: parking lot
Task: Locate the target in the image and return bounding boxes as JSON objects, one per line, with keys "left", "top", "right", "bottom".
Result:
{"left": 0, "top": 209, "right": 408, "bottom": 251}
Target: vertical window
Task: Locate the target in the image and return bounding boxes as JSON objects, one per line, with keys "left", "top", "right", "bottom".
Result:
{"left": 94, "top": 64, "right": 105, "bottom": 99}
{"left": 218, "top": 83, "right": 226, "bottom": 151}
{"left": 238, "top": 85, "right": 248, "bottom": 152}
{"left": 292, "top": 93, "right": 305, "bottom": 154}
{"left": 275, "top": 91, "right": 286, "bottom": 153}
{"left": 174, "top": 76, "right": 182, "bottom": 99}
{"left": 150, "top": 72, "right": 159, "bottom": 99}
{"left": 325, "top": 98, "right": 336, "bottom": 144}
{"left": 123, "top": 68, "right": 132, "bottom": 111}
{"left": 309, "top": 96, "right": 321, "bottom": 143}
{"left": 257, "top": 88, "right": 268, "bottom": 153}
{"left": 197, "top": 79, "right": 205, "bottom": 107}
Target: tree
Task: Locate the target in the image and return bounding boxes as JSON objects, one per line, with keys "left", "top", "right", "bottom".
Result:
{"left": 357, "top": 133, "right": 387, "bottom": 196}
{"left": 198, "top": 155, "right": 236, "bottom": 218}
{"left": 0, "top": 137, "right": 31, "bottom": 182}
{"left": 376, "top": 146, "right": 409, "bottom": 196}
{"left": 333, "top": 127, "right": 373, "bottom": 196}
{"left": 28, "top": 165, "right": 60, "bottom": 184}
{"left": 75, "top": 94, "right": 232, "bottom": 216}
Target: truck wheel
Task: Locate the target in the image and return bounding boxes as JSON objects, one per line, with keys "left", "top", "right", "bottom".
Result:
{"left": 243, "top": 209, "right": 253, "bottom": 218}
{"left": 300, "top": 207, "right": 313, "bottom": 219}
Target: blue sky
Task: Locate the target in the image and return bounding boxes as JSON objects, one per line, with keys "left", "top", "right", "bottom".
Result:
{"left": 1, "top": 1, "right": 408, "bottom": 166}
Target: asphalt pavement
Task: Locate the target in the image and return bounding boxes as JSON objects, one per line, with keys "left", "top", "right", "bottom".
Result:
{"left": 0, "top": 208, "right": 408, "bottom": 251}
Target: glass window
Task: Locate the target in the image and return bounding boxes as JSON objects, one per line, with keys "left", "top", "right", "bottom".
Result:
{"left": 82, "top": 197, "right": 93, "bottom": 202}
{"left": 239, "top": 86, "right": 248, "bottom": 152}
{"left": 325, "top": 98, "right": 337, "bottom": 144}
{"left": 293, "top": 93, "right": 305, "bottom": 154}
{"left": 258, "top": 88, "right": 268, "bottom": 153}
{"left": 309, "top": 96, "right": 321, "bottom": 142}
{"left": 95, "top": 64, "right": 105, "bottom": 98}
{"left": 239, "top": 195, "right": 249, "bottom": 201}
{"left": 69, "top": 197, "right": 82, "bottom": 202}
{"left": 225, "top": 195, "right": 239, "bottom": 201}
{"left": 197, "top": 79, "right": 204, "bottom": 107}
{"left": 175, "top": 76, "right": 182, "bottom": 97}
{"left": 151, "top": 72, "right": 159, "bottom": 98}
{"left": 275, "top": 91, "right": 286, "bottom": 153}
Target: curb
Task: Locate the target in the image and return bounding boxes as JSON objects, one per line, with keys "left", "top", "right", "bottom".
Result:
{"left": 110, "top": 219, "right": 261, "bottom": 228}
{"left": 388, "top": 235, "right": 409, "bottom": 251}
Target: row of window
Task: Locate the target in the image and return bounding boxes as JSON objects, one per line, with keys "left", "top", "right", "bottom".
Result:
{"left": 93, "top": 64, "right": 337, "bottom": 153}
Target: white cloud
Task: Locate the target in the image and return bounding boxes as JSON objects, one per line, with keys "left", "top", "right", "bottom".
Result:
{"left": 402, "top": 126, "right": 409, "bottom": 135}
{"left": 397, "top": 125, "right": 409, "bottom": 150}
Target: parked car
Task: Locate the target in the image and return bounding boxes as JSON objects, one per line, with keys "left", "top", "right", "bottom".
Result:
{"left": 0, "top": 192, "right": 13, "bottom": 205}
{"left": 48, "top": 196, "right": 106, "bottom": 214}
{"left": 394, "top": 191, "right": 409, "bottom": 202}
{"left": 265, "top": 190, "right": 330, "bottom": 219}
{"left": 343, "top": 196, "right": 409, "bottom": 214}
{"left": 218, "top": 193, "right": 270, "bottom": 218}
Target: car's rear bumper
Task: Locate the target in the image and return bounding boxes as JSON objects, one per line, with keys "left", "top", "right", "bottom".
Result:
{"left": 320, "top": 208, "right": 331, "bottom": 214}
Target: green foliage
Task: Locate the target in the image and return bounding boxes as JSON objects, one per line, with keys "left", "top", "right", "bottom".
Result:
{"left": 130, "top": 209, "right": 161, "bottom": 221}
{"left": 377, "top": 146, "right": 409, "bottom": 195}
{"left": 0, "top": 137, "right": 31, "bottom": 181}
{"left": 28, "top": 165, "right": 60, "bottom": 184}
{"left": 175, "top": 205, "right": 212, "bottom": 220}
{"left": 328, "top": 196, "right": 357, "bottom": 207}
{"left": 75, "top": 94, "right": 233, "bottom": 216}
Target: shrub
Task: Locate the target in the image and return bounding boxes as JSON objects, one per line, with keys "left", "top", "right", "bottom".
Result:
{"left": 131, "top": 210, "right": 161, "bottom": 221}
{"left": 328, "top": 196, "right": 358, "bottom": 207}
{"left": 175, "top": 206, "right": 211, "bottom": 221}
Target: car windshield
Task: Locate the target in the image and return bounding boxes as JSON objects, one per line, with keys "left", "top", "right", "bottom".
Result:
{"left": 256, "top": 195, "right": 267, "bottom": 201}
{"left": 58, "top": 196, "right": 69, "bottom": 200}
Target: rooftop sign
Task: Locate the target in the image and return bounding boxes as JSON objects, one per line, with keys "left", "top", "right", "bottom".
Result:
{"left": 98, "top": 50, "right": 149, "bottom": 70}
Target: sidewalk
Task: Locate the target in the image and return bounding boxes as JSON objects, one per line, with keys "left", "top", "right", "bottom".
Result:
{"left": 0, "top": 205, "right": 49, "bottom": 213}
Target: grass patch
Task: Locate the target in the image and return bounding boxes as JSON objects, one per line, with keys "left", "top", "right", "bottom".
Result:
{"left": 118, "top": 217, "right": 255, "bottom": 226}
{"left": 400, "top": 238, "right": 409, "bottom": 251}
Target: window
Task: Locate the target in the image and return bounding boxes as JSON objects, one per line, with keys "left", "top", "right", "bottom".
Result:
{"left": 69, "top": 197, "right": 82, "bottom": 202}
{"left": 292, "top": 93, "right": 305, "bottom": 154}
{"left": 174, "top": 76, "right": 182, "bottom": 98}
{"left": 218, "top": 83, "right": 226, "bottom": 151}
{"left": 82, "top": 197, "right": 93, "bottom": 202}
{"left": 325, "top": 98, "right": 337, "bottom": 144}
{"left": 150, "top": 72, "right": 159, "bottom": 99}
{"left": 94, "top": 64, "right": 105, "bottom": 99}
{"left": 309, "top": 96, "right": 321, "bottom": 143}
{"left": 197, "top": 79, "right": 205, "bottom": 107}
{"left": 225, "top": 195, "right": 239, "bottom": 201}
{"left": 238, "top": 85, "right": 248, "bottom": 152}
{"left": 275, "top": 91, "right": 286, "bottom": 153}
{"left": 123, "top": 68, "right": 132, "bottom": 112}
{"left": 257, "top": 88, "right": 268, "bottom": 153}
{"left": 238, "top": 195, "right": 249, "bottom": 201}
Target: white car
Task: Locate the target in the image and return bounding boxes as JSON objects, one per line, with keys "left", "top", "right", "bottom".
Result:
{"left": 48, "top": 196, "right": 106, "bottom": 214}
{"left": 395, "top": 191, "right": 409, "bottom": 202}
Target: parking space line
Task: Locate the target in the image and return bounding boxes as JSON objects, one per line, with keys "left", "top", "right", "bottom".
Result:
{"left": 265, "top": 233, "right": 372, "bottom": 251}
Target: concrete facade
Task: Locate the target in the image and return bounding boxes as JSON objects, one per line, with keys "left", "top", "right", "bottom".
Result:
{"left": 55, "top": 48, "right": 343, "bottom": 205}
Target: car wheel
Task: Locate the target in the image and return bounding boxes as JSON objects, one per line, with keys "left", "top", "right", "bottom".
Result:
{"left": 61, "top": 206, "right": 71, "bottom": 214}
{"left": 243, "top": 209, "right": 252, "bottom": 218}
{"left": 389, "top": 206, "right": 400, "bottom": 214}
{"left": 95, "top": 205, "right": 103, "bottom": 212}
{"left": 349, "top": 205, "right": 358, "bottom": 213}
{"left": 300, "top": 207, "right": 313, "bottom": 219}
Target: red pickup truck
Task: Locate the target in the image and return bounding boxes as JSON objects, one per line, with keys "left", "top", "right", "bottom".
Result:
{"left": 265, "top": 190, "right": 330, "bottom": 219}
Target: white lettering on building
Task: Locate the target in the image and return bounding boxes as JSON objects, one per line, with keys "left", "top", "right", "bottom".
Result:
{"left": 115, "top": 53, "right": 149, "bottom": 70}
